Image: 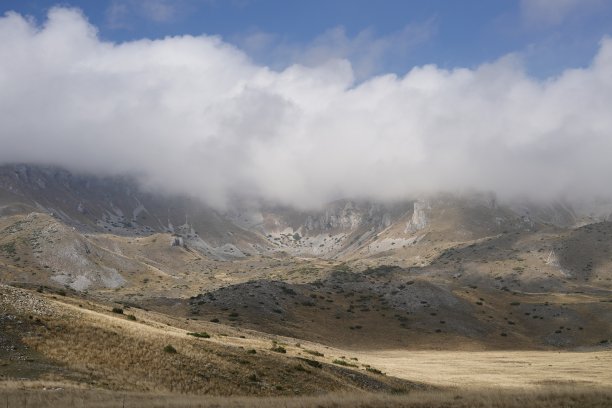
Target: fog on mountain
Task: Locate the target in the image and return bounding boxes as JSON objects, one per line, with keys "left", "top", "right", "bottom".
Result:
{"left": 1, "top": 8, "right": 612, "bottom": 208}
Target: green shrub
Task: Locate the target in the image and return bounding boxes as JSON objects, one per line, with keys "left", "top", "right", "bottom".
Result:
{"left": 0, "top": 241, "right": 16, "bottom": 255}
{"left": 304, "top": 349, "right": 324, "bottom": 357}
{"left": 333, "top": 359, "right": 357, "bottom": 367}
{"left": 270, "top": 345, "right": 287, "bottom": 353}
{"left": 366, "top": 367, "right": 385, "bottom": 375}
{"left": 297, "top": 358, "right": 322, "bottom": 369}
{"left": 126, "top": 314, "right": 136, "bottom": 321}
{"left": 163, "top": 344, "right": 177, "bottom": 354}
{"left": 112, "top": 307, "right": 124, "bottom": 314}
{"left": 187, "top": 332, "right": 211, "bottom": 338}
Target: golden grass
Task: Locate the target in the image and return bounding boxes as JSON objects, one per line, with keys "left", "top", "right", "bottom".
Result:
{"left": 353, "top": 349, "right": 612, "bottom": 389}
{"left": 23, "top": 312, "right": 340, "bottom": 395}
{"left": 0, "top": 383, "right": 611, "bottom": 408}
{"left": 3, "top": 284, "right": 612, "bottom": 407}
{"left": 13, "top": 293, "right": 412, "bottom": 397}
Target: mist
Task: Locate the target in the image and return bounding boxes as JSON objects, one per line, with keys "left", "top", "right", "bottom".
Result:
{"left": 1, "top": 8, "right": 612, "bottom": 209}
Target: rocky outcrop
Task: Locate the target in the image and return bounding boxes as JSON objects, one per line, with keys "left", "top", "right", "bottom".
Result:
{"left": 405, "top": 200, "right": 429, "bottom": 233}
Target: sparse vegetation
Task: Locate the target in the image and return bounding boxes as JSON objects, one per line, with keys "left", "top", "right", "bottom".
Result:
{"left": 366, "top": 367, "right": 385, "bottom": 375}
{"left": 271, "top": 345, "right": 287, "bottom": 353}
{"left": 187, "top": 331, "right": 211, "bottom": 338}
{"left": 0, "top": 241, "right": 16, "bottom": 255}
{"left": 1, "top": 386, "right": 612, "bottom": 407}
{"left": 297, "top": 358, "right": 323, "bottom": 369}
{"left": 332, "top": 359, "right": 357, "bottom": 367}
{"left": 163, "top": 344, "right": 177, "bottom": 354}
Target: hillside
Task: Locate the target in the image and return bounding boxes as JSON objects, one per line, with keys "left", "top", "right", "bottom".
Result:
{"left": 0, "top": 284, "right": 418, "bottom": 395}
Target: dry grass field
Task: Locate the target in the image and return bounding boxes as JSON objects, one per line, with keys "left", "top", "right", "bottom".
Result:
{"left": 1, "top": 384, "right": 612, "bottom": 407}
{"left": 0, "top": 284, "right": 417, "bottom": 396}
{"left": 355, "top": 350, "right": 612, "bottom": 388}
{"left": 2, "top": 284, "right": 612, "bottom": 407}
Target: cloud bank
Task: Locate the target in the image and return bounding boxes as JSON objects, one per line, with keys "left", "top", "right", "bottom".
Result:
{"left": 1, "top": 8, "right": 612, "bottom": 208}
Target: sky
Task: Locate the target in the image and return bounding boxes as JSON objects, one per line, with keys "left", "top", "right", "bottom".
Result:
{"left": 1, "top": 1, "right": 612, "bottom": 208}
{"left": 3, "top": 1, "right": 612, "bottom": 78}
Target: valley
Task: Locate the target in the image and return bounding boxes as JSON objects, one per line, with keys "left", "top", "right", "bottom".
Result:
{"left": 1, "top": 164, "right": 611, "bottom": 407}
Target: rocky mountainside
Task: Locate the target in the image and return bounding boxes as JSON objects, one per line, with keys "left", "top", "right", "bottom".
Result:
{"left": 1, "top": 163, "right": 611, "bottom": 351}
{"left": 0, "top": 164, "right": 596, "bottom": 261}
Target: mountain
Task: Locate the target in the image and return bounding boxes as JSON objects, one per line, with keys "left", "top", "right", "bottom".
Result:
{"left": 1, "top": 163, "right": 611, "bottom": 294}
{"left": 0, "top": 163, "right": 609, "bottom": 346}
{"left": 0, "top": 164, "right": 591, "bottom": 261}
{"left": 1, "top": 163, "right": 612, "bottom": 404}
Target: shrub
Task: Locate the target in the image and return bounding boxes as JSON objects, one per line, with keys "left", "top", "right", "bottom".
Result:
{"left": 297, "top": 358, "right": 322, "bottom": 369}
{"left": 112, "top": 307, "right": 124, "bottom": 314}
{"left": 126, "top": 314, "right": 136, "bottom": 321}
{"left": 366, "top": 367, "right": 385, "bottom": 375}
{"left": 271, "top": 345, "right": 287, "bottom": 353}
{"left": 187, "top": 332, "right": 211, "bottom": 338}
{"left": 163, "top": 344, "right": 177, "bottom": 354}
{"left": 246, "top": 349, "right": 257, "bottom": 354}
{"left": 0, "top": 241, "right": 16, "bottom": 255}
{"left": 333, "top": 359, "right": 357, "bottom": 367}
{"left": 304, "top": 349, "right": 324, "bottom": 357}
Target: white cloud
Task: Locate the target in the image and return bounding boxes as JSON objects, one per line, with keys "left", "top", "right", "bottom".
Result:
{"left": 1, "top": 8, "right": 612, "bottom": 208}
